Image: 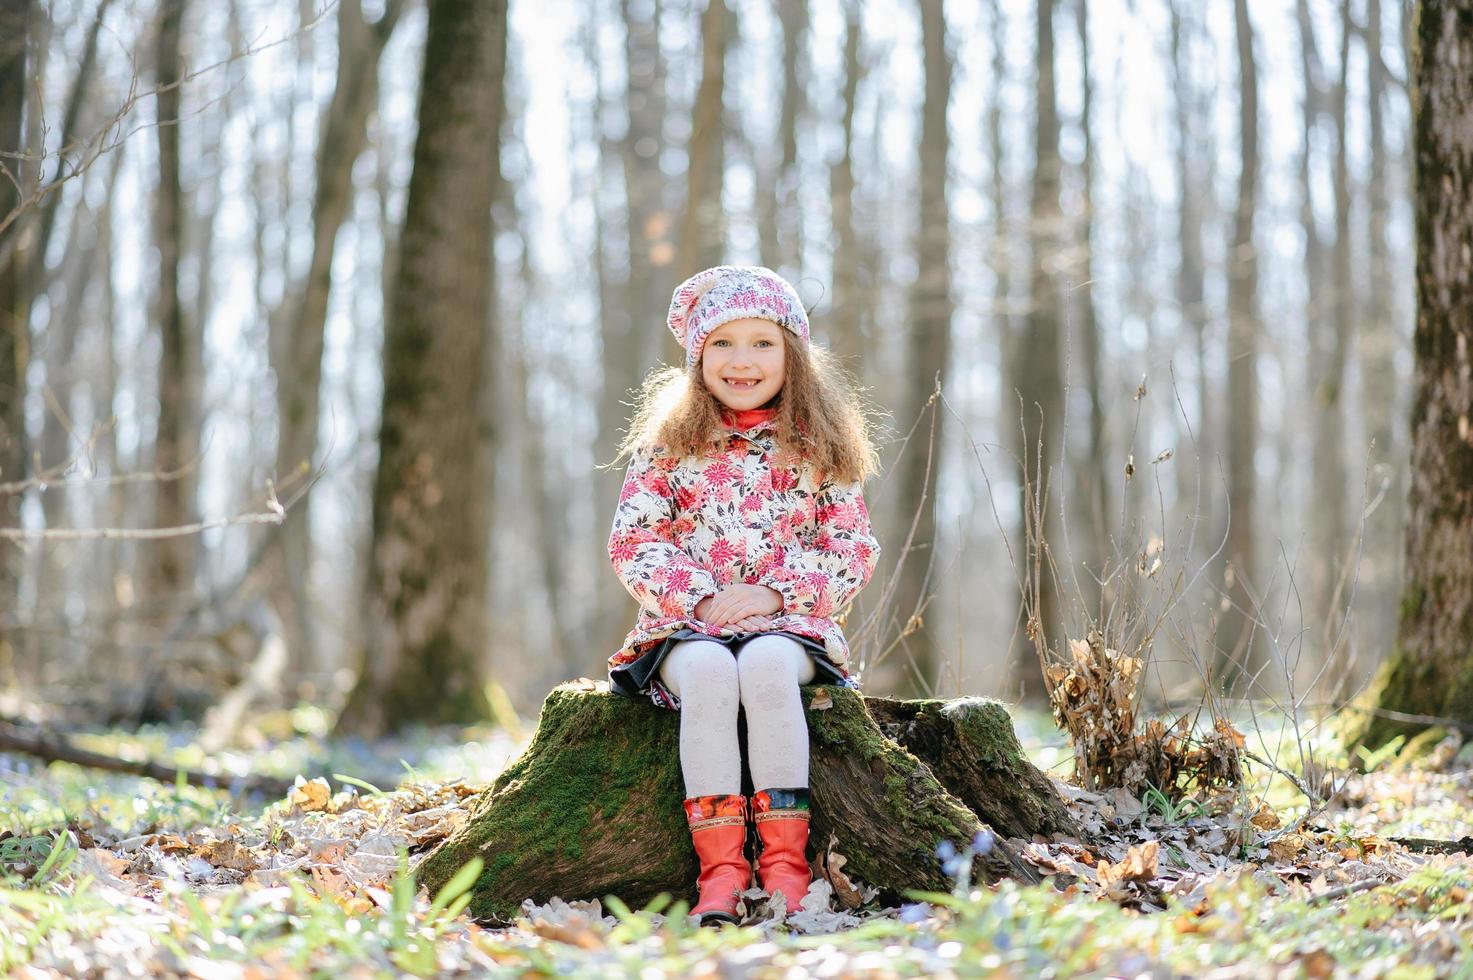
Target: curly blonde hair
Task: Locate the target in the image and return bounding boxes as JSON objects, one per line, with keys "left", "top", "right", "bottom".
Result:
{"left": 617, "top": 339, "right": 879, "bottom": 485}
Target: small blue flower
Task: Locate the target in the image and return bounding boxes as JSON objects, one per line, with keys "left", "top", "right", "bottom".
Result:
{"left": 972, "top": 829, "right": 995, "bottom": 855}
{"left": 899, "top": 902, "right": 930, "bottom": 923}
{"left": 936, "top": 839, "right": 956, "bottom": 862}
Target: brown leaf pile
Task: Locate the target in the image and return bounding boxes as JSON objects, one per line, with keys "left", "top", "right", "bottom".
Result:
{"left": 1045, "top": 629, "right": 1243, "bottom": 798}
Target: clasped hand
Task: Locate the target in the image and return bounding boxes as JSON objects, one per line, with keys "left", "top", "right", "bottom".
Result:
{"left": 694, "top": 584, "right": 783, "bottom": 632}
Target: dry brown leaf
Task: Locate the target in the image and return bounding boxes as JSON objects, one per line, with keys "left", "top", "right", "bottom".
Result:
{"left": 1268, "top": 834, "right": 1306, "bottom": 863}
{"left": 1097, "top": 841, "right": 1159, "bottom": 888}
{"left": 199, "top": 839, "right": 259, "bottom": 873}
{"left": 289, "top": 776, "right": 333, "bottom": 813}
{"left": 1250, "top": 804, "right": 1282, "bottom": 831}
{"left": 821, "top": 836, "right": 863, "bottom": 910}
{"left": 809, "top": 689, "right": 833, "bottom": 711}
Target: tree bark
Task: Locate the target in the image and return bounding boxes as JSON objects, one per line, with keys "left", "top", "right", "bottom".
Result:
{"left": 676, "top": 0, "right": 729, "bottom": 281}
{"left": 337, "top": 0, "right": 508, "bottom": 736}
{"left": 827, "top": 1, "right": 864, "bottom": 370}
{"left": 1071, "top": 0, "right": 1108, "bottom": 613}
{"left": 1216, "top": 0, "right": 1263, "bottom": 689}
{"left": 149, "top": 0, "right": 196, "bottom": 609}
{"left": 889, "top": 0, "right": 953, "bottom": 696}
{"left": 1347, "top": 0, "right": 1473, "bottom": 752}
{"left": 1359, "top": 0, "right": 1405, "bottom": 680}
{"left": 1010, "top": 0, "right": 1063, "bottom": 703}
{"left": 1308, "top": 7, "right": 1353, "bottom": 669}
{"left": 0, "top": 0, "right": 30, "bottom": 663}
{"left": 415, "top": 685, "right": 1064, "bottom": 922}
{"left": 264, "top": 0, "right": 406, "bottom": 696}
{"left": 757, "top": 0, "right": 805, "bottom": 274}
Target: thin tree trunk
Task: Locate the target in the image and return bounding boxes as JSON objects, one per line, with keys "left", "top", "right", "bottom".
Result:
{"left": 149, "top": 0, "right": 195, "bottom": 609}
{"left": 677, "top": 0, "right": 729, "bottom": 281}
{"left": 827, "top": 1, "right": 864, "bottom": 369}
{"left": 1072, "top": 0, "right": 1107, "bottom": 614}
{"left": 1349, "top": 0, "right": 1473, "bottom": 752}
{"left": 758, "top": 0, "right": 806, "bottom": 274}
{"left": 892, "top": 0, "right": 952, "bottom": 696}
{"left": 1216, "top": 0, "right": 1263, "bottom": 690}
{"left": 593, "top": 0, "right": 670, "bottom": 665}
{"left": 1311, "top": 8, "right": 1354, "bottom": 675}
{"left": 1011, "top": 0, "right": 1063, "bottom": 702}
{"left": 1359, "top": 0, "right": 1402, "bottom": 678}
{"left": 0, "top": 0, "right": 32, "bottom": 666}
{"left": 337, "top": 0, "right": 508, "bottom": 736}
{"left": 264, "top": 0, "right": 406, "bottom": 697}
{"left": 1169, "top": 0, "right": 1213, "bottom": 575}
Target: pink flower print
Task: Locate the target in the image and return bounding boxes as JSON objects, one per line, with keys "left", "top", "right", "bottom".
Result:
{"left": 712, "top": 482, "right": 734, "bottom": 504}
{"left": 619, "top": 480, "right": 640, "bottom": 503}
{"left": 659, "top": 590, "right": 685, "bottom": 617}
{"left": 640, "top": 469, "right": 670, "bottom": 496}
{"left": 769, "top": 468, "right": 797, "bottom": 493}
{"left": 674, "top": 481, "right": 708, "bottom": 512}
{"left": 667, "top": 567, "right": 692, "bottom": 594}
{"left": 853, "top": 540, "right": 874, "bottom": 565}
{"left": 708, "top": 536, "right": 741, "bottom": 566}
{"left": 609, "top": 537, "right": 638, "bottom": 563}
{"left": 740, "top": 494, "right": 764, "bottom": 514}
{"left": 704, "top": 460, "right": 740, "bottom": 485}
{"left": 753, "top": 470, "right": 773, "bottom": 496}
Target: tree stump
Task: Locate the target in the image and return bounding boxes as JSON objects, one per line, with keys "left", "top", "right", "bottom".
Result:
{"left": 417, "top": 683, "right": 1074, "bottom": 922}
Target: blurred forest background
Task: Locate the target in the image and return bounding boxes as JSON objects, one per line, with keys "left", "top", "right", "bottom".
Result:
{"left": 0, "top": 0, "right": 1415, "bottom": 737}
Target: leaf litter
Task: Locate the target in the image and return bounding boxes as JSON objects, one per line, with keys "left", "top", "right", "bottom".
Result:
{"left": 5, "top": 728, "right": 1473, "bottom": 975}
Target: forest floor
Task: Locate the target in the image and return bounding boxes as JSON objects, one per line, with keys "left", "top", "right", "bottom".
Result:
{"left": 3, "top": 705, "right": 1473, "bottom": 977}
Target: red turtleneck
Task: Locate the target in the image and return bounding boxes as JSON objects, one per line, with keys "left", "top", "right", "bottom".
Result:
{"left": 723, "top": 406, "right": 778, "bottom": 430}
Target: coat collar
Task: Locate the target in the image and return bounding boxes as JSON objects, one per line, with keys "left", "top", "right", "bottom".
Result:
{"left": 721, "top": 406, "right": 779, "bottom": 433}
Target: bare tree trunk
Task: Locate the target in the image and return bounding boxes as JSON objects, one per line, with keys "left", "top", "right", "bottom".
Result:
{"left": 591, "top": 0, "right": 670, "bottom": 668}
{"left": 888, "top": 0, "right": 953, "bottom": 696}
{"left": 0, "top": 0, "right": 31, "bottom": 678}
{"left": 677, "top": 0, "right": 729, "bottom": 281}
{"left": 757, "top": 0, "right": 806, "bottom": 274}
{"left": 1010, "top": 0, "right": 1063, "bottom": 702}
{"left": 1216, "top": 0, "right": 1263, "bottom": 689}
{"left": 149, "top": 0, "right": 196, "bottom": 610}
{"left": 337, "top": 0, "right": 508, "bottom": 736}
{"left": 1306, "top": 8, "right": 1354, "bottom": 675}
{"left": 1359, "top": 0, "right": 1403, "bottom": 676}
{"left": 1071, "top": 0, "right": 1107, "bottom": 613}
{"left": 1347, "top": 0, "right": 1473, "bottom": 752}
{"left": 827, "top": 1, "right": 864, "bottom": 369}
{"left": 263, "top": 0, "right": 406, "bottom": 698}
{"left": 1169, "top": 0, "right": 1214, "bottom": 575}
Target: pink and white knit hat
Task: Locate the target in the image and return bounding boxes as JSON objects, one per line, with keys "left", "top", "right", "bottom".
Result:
{"left": 667, "top": 265, "right": 810, "bottom": 370}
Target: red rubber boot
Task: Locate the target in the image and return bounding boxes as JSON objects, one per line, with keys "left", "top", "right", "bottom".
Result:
{"left": 684, "top": 794, "right": 750, "bottom": 926}
{"left": 752, "top": 788, "right": 811, "bottom": 911}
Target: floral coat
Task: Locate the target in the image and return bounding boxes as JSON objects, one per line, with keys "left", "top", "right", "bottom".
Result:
{"left": 607, "top": 416, "right": 880, "bottom": 677}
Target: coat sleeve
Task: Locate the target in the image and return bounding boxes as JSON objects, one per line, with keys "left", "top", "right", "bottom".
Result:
{"left": 608, "top": 448, "right": 719, "bottom": 620}
{"left": 760, "top": 478, "right": 880, "bottom": 618}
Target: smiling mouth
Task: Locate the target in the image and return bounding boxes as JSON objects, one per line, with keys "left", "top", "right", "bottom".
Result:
{"left": 724, "top": 379, "right": 760, "bottom": 388}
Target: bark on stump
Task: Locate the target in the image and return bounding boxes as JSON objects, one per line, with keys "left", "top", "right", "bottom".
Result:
{"left": 417, "top": 683, "right": 1072, "bottom": 922}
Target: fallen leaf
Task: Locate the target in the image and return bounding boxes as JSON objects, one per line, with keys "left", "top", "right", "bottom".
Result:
{"left": 289, "top": 776, "right": 333, "bottom": 813}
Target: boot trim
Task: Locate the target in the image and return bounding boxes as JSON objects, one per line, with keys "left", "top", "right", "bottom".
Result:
{"left": 690, "top": 814, "right": 746, "bottom": 831}
{"left": 753, "top": 809, "right": 809, "bottom": 825}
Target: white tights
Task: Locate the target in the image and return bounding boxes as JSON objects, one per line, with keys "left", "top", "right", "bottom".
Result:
{"left": 658, "top": 634, "right": 817, "bottom": 797}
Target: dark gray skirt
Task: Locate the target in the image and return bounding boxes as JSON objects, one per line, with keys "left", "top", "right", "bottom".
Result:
{"left": 608, "top": 628, "right": 849, "bottom": 710}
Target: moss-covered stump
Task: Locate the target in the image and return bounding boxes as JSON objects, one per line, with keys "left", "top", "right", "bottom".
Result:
{"left": 865, "top": 696, "right": 1080, "bottom": 840}
{"left": 805, "top": 688, "right": 1041, "bottom": 893}
{"left": 417, "top": 683, "right": 1048, "bottom": 921}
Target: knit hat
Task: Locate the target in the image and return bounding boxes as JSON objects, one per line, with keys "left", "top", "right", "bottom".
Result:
{"left": 667, "top": 265, "right": 810, "bottom": 371}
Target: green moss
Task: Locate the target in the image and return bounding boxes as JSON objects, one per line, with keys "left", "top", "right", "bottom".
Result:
{"left": 416, "top": 685, "right": 686, "bottom": 921}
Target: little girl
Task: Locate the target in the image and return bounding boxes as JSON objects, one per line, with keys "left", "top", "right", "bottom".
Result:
{"left": 606, "top": 265, "right": 880, "bottom": 925}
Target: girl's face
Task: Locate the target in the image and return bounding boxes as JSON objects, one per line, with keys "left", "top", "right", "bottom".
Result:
{"left": 701, "top": 317, "right": 787, "bottom": 412}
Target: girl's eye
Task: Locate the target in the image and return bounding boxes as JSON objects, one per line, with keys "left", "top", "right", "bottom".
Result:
{"left": 756, "top": 340, "right": 772, "bottom": 347}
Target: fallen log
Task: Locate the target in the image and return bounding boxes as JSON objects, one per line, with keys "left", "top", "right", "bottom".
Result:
{"left": 417, "top": 683, "right": 1072, "bottom": 921}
